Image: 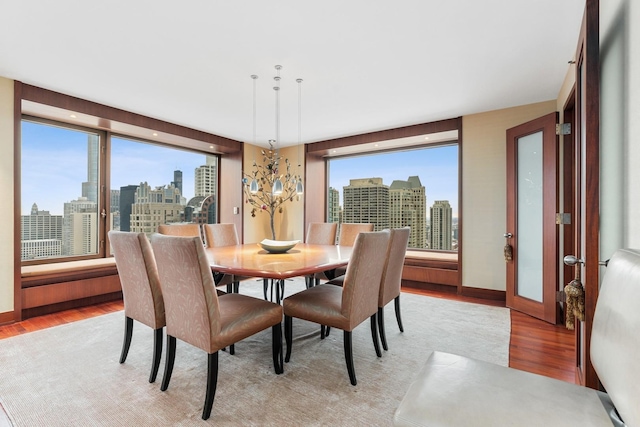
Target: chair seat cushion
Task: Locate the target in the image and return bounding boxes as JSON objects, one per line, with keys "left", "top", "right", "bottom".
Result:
{"left": 212, "top": 293, "right": 283, "bottom": 352}
{"left": 283, "top": 284, "right": 351, "bottom": 330}
{"left": 393, "top": 351, "right": 613, "bottom": 427}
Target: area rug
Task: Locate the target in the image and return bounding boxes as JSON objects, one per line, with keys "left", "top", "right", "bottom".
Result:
{"left": 0, "top": 278, "right": 510, "bottom": 426}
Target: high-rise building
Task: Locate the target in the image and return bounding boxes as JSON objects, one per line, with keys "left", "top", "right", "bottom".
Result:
{"left": 430, "top": 200, "right": 453, "bottom": 250}
{"left": 21, "top": 203, "right": 63, "bottom": 260}
{"left": 81, "top": 134, "right": 99, "bottom": 203}
{"left": 328, "top": 187, "right": 340, "bottom": 224}
{"left": 119, "top": 185, "right": 139, "bottom": 232}
{"left": 172, "top": 170, "right": 183, "bottom": 195}
{"left": 130, "top": 182, "right": 183, "bottom": 236}
{"left": 389, "top": 176, "right": 427, "bottom": 248}
{"left": 342, "top": 178, "right": 389, "bottom": 231}
{"left": 195, "top": 156, "right": 217, "bottom": 198}
{"left": 62, "top": 197, "right": 98, "bottom": 256}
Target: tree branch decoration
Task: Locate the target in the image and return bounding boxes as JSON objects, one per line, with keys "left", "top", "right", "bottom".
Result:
{"left": 243, "top": 141, "right": 301, "bottom": 240}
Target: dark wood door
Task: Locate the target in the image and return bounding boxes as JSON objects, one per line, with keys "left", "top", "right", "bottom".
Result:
{"left": 506, "top": 112, "right": 560, "bottom": 324}
{"left": 572, "top": 0, "right": 600, "bottom": 388}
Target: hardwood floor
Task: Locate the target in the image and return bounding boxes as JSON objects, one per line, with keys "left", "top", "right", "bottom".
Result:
{"left": 0, "top": 289, "right": 576, "bottom": 383}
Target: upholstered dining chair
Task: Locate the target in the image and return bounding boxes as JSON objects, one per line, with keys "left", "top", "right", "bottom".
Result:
{"left": 312, "top": 223, "right": 373, "bottom": 287}
{"left": 157, "top": 223, "right": 202, "bottom": 239}
{"left": 283, "top": 230, "right": 390, "bottom": 386}
{"left": 328, "top": 227, "right": 411, "bottom": 350}
{"left": 108, "top": 231, "right": 165, "bottom": 383}
{"left": 304, "top": 222, "right": 338, "bottom": 288}
{"left": 203, "top": 223, "right": 253, "bottom": 294}
{"left": 150, "top": 233, "right": 284, "bottom": 420}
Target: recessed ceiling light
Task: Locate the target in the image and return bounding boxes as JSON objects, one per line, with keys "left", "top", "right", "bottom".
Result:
{"left": 424, "top": 136, "right": 430, "bottom": 140}
{"left": 332, "top": 150, "right": 337, "bottom": 153}
{"left": 209, "top": 145, "right": 214, "bottom": 149}
{"left": 152, "top": 132, "right": 158, "bottom": 137}
{"left": 69, "top": 114, "right": 76, "bottom": 118}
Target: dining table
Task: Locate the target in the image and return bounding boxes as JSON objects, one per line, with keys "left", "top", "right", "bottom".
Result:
{"left": 204, "top": 243, "right": 353, "bottom": 303}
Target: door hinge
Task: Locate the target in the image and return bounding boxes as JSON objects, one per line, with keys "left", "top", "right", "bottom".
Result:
{"left": 556, "top": 123, "right": 571, "bottom": 135}
{"left": 555, "top": 213, "right": 571, "bottom": 225}
{"left": 556, "top": 290, "right": 565, "bottom": 302}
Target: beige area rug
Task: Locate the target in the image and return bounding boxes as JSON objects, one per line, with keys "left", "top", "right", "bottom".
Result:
{"left": 0, "top": 278, "right": 510, "bottom": 426}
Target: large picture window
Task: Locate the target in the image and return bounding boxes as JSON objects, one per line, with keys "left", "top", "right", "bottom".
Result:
{"left": 327, "top": 143, "right": 458, "bottom": 251}
{"left": 20, "top": 119, "right": 220, "bottom": 263}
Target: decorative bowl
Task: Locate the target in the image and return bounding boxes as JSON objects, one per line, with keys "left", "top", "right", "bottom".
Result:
{"left": 258, "top": 239, "right": 300, "bottom": 254}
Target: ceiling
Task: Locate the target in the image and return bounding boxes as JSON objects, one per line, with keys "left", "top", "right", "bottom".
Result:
{"left": 0, "top": 1, "right": 585, "bottom": 148}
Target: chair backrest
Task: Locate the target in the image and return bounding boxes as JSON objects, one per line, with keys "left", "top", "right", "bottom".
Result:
{"left": 590, "top": 248, "right": 640, "bottom": 426}
{"left": 306, "top": 222, "right": 338, "bottom": 245}
{"left": 150, "top": 233, "right": 221, "bottom": 353}
{"left": 108, "top": 231, "right": 165, "bottom": 329}
{"left": 341, "top": 230, "right": 390, "bottom": 329}
{"left": 338, "top": 223, "right": 374, "bottom": 246}
{"left": 379, "top": 227, "right": 411, "bottom": 307}
{"left": 157, "top": 223, "right": 202, "bottom": 239}
{"left": 203, "top": 223, "right": 240, "bottom": 248}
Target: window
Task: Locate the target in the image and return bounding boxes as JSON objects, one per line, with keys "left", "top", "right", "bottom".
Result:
{"left": 328, "top": 143, "right": 458, "bottom": 251}
{"left": 21, "top": 119, "right": 102, "bottom": 261}
{"left": 20, "top": 118, "right": 220, "bottom": 263}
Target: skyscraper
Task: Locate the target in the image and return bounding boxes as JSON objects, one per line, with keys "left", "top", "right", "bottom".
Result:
{"left": 21, "top": 203, "right": 63, "bottom": 260}
{"left": 172, "top": 170, "right": 183, "bottom": 195}
{"left": 342, "top": 178, "right": 389, "bottom": 231}
{"left": 81, "top": 134, "right": 99, "bottom": 203}
{"left": 195, "top": 156, "right": 217, "bottom": 197}
{"left": 119, "top": 185, "right": 139, "bottom": 232}
{"left": 328, "top": 187, "right": 340, "bottom": 224}
{"left": 389, "top": 176, "right": 427, "bottom": 248}
{"left": 62, "top": 197, "right": 98, "bottom": 256}
{"left": 430, "top": 200, "right": 453, "bottom": 250}
{"left": 130, "top": 182, "right": 183, "bottom": 236}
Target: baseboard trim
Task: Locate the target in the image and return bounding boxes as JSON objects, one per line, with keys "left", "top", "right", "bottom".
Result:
{"left": 461, "top": 286, "right": 506, "bottom": 301}
{"left": 0, "top": 310, "right": 15, "bottom": 326}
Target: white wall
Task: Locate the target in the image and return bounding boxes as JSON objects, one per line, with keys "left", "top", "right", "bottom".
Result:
{"left": 601, "top": 0, "right": 640, "bottom": 253}
{"left": 0, "top": 77, "right": 14, "bottom": 314}
{"left": 461, "top": 100, "right": 557, "bottom": 291}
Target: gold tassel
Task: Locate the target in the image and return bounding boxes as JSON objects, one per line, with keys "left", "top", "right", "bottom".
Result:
{"left": 504, "top": 244, "right": 513, "bottom": 262}
{"left": 564, "top": 279, "right": 585, "bottom": 330}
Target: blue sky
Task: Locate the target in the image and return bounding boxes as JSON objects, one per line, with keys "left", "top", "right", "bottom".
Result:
{"left": 22, "top": 121, "right": 458, "bottom": 217}
{"left": 329, "top": 145, "right": 458, "bottom": 217}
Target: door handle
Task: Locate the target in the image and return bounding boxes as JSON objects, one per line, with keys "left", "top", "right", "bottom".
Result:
{"left": 563, "top": 255, "right": 584, "bottom": 266}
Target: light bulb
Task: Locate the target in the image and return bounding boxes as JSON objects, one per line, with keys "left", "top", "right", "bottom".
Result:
{"left": 272, "top": 179, "right": 283, "bottom": 195}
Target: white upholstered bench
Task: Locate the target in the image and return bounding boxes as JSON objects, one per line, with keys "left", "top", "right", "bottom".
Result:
{"left": 394, "top": 248, "right": 640, "bottom": 427}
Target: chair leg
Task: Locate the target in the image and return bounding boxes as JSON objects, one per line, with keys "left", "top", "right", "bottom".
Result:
{"left": 326, "top": 326, "right": 331, "bottom": 336}
{"left": 284, "top": 315, "right": 293, "bottom": 363}
{"left": 343, "top": 330, "right": 357, "bottom": 385}
{"left": 119, "top": 316, "right": 134, "bottom": 364}
{"left": 377, "top": 306, "right": 388, "bottom": 351}
{"left": 202, "top": 352, "right": 219, "bottom": 420}
{"left": 263, "top": 278, "right": 269, "bottom": 300}
{"left": 160, "top": 335, "right": 177, "bottom": 392}
{"left": 230, "top": 344, "right": 235, "bottom": 355}
{"left": 320, "top": 325, "right": 326, "bottom": 339}
{"left": 149, "top": 327, "right": 163, "bottom": 383}
{"left": 226, "top": 283, "right": 233, "bottom": 294}
{"left": 395, "top": 295, "right": 404, "bottom": 333}
{"left": 370, "top": 313, "right": 382, "bottom": 357}
{"left": 233, "top": 281, "right": 240, "bottom": 293}
{"left": 272, "top": 323, "right": 283, "bottom": 374}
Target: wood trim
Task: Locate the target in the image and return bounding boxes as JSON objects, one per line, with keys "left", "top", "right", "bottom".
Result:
{"left": 20, "top": 84, "right": 242, "bottom": 154}
{"left": 578, "top": 0, "right": 600, "bottom": 390}
{"left": 402, "top": 265, "right": 458, "bottom": 287}
{"left": 0, "top": 311, "right": 14, "bottom": 326}
{"left": 457, "top": 116, "right": 464, "bottom": 295}
{"left": 461, "top": 286, "right": 506, "bottom": 302}
{"left": 562, "top": 89, "right": 576, "bottom": 293}
{"left": 13, "top": 81, "right": 23, "bottom": 322}
{"left": 22, "top": 275, "right": 121, "bottom": 309}
{"left": 401, "top": 280, "right": 457, "bottom": 294}
{"left": 306, "top": 118, "right": 459, "bottom": 156}
{"left": 21, "top": 292, "right": 122, "bottom": 320}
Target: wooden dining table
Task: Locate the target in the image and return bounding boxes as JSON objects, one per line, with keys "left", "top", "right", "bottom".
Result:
{"left": 204, "top": 243, "right": 353, "bottom": 303}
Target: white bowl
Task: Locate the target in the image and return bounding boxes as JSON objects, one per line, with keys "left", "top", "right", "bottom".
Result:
{"left": 258, "top": 239, "right": 300, "bottom": 254}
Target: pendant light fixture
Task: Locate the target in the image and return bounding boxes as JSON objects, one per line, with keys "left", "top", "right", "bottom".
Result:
{"left": 271, "top": 65, "right": 284, "bottom": 195}
{"left": 295, "top": 77, "right": 304, "bottom": 195}
{"left": 249, "top": 74, "right": 259, "bottom": 194}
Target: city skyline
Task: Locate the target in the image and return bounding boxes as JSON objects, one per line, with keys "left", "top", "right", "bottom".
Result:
{"left": 22, "top": 121, "right": 459, "bottom": 219}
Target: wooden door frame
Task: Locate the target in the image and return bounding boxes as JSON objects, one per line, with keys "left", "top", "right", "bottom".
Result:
{"left": 575, "top": 0, "right": 600, "bottom": 389}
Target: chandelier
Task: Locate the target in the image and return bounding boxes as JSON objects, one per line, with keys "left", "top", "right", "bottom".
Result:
{"left": 243, "top": 65, "right": 304, "bottom": 240}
